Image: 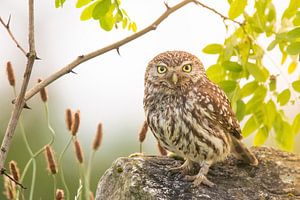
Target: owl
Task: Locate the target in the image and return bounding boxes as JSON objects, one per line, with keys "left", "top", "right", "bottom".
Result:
{"left": 143, "top": 51, "right": 258, "bottom": 187}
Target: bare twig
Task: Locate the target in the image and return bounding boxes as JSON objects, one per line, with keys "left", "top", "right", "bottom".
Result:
{"left": 23, "top": 0, "right": 196, "bottom": 101}
{"left": 0, "top": 16, "right": 27, "bottom": 56}
{"left": 0, "top": 0, "right": 37, "bottom": 170}
{"left": 1, "top": 168, "right": 27, "bottom": 189}
{"left": 194, "top": 0, "right": 244, "bottom": 26}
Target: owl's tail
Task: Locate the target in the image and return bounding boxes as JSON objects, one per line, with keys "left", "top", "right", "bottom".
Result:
{"left": 231, "top": 137, "right": 258, "bottom": 166}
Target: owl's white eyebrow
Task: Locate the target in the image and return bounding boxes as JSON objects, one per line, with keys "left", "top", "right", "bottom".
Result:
{"left": 156, "top": 62, "right": 168, "bottom": 66}
{"left": 180, "top": 61, "right": 193, "bottom": 66}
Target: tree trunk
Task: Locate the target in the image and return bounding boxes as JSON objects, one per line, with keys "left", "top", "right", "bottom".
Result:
{"left": 96, "top": 147, "right": 300, "bottom": 200}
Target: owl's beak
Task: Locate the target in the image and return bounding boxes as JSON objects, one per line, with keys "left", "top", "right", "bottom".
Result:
{"left": 172, "top": 73, "right": 178, "bottom": 85}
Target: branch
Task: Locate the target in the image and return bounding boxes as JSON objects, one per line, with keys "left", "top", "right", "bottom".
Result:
{"left": 24, "top": 0, "right": 196, "bottom": 101}
{"left": 194, "top": 1, "right": 244, "bottom": 26}
{"left": 0, "top": 16, "right": 27, "bottom": 56}
{"left": 0, "top": 0, "right": 37, "bottom": 170}
{"left": 1, "top": 168, "right": 27, "bottom": 189}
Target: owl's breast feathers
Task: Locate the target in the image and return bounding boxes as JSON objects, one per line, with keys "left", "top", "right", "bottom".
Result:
{"left": 195, "top": 81, "right": 243, "bottom": 140}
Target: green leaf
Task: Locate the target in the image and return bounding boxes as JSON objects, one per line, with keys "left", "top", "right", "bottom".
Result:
{"left": 55, "top": 0, "right": 60, "bottom": 8}
{"left": 80, "top": 1, "right": 98, "bottom": 21}
{"left": 292, "top": 80, "right": 300, "bottom": 92}
{"left": 288, "top": 61, "right": 297, "bottom": 74}
{"left": 127, "top": 22, "right": 132, "bottom": 31}
{"left": 274, "top": 113, "right": 294, "bottom": 151}
{"left": 222, "top": 61, "right": 243, "bottom": 72}
{"left": 282, "top": 0, "right": 300, "bottom": 19}
{"left": 228, "top": 0, "right": 247, "bottom": 20}
{"left": 55, "top": 0, "right": 66, "bottom": 8}
{"left": 242, "top": 115, "right": 259, "bottom": 137}
{"left": 269, "top": 75, "right": 276, "bottom": 91}
{"left": 245, "top": 86, "right": 267, "bottom": 114}
{"left": 239, "top": 81, "right": 258, "bottom": 98}
{"left": 245, "top": 62, "right": 268, "bottom": 82}
{"left": 287, "top": 27, "right": 300, "bottom": 39}
{"left": 206, "top": 64, "right": 225, "bottom": 83}
{"left": 277, "top": 89, "right": 291, "bottom": 106}
{"left": 263, "top": 100, "right": 276, "bottom": 129}
{"left": 93, "top": 0, "right": 112, "bottom": 20}
{"left": 286, "top": 42, "right": 300, "bottom": 55}
{"left": 131, "top": 22, "right": 137, "bottom": 32}
{"left": 254, "top": 127, "right": 268, "bottom": 146}
{"left": 99, "top": 14, "right": 115, "bottom": 31}
{"left": 236, "top": 100, "right": 246, "bottom": 121}
{"left": 281, "top": 52, "right": 288, "bottom": 64}
{"left": 292, "top": 113, "right": 300, "bottom": 135}
{"left": 76, "top": 0, "right": 92, "bottom": 8}
{"left": 267, "top": 39, "right": 278, "bottom": 51}
{"left": 115, "top": 10, "right": 123, "bottom": 23}
{"left": 122, "top": 17, "right": 128, "bottom": 29}
{"left": 293, "top": 12, "right": 300, "bottom": 26}
{"left": 202, "top": 44, "right": 223, "bottom": 54}
{"left": 218, "top": 80, "right": 237, "bottom": 93}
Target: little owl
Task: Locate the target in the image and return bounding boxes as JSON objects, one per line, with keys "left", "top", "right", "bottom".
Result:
{"left": 143, "top": 50, "right": 258, "bottom": 187}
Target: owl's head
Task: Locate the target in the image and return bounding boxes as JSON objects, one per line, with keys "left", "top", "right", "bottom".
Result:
{"left": 145, "top": 51, "right": 207, "bottom": 90}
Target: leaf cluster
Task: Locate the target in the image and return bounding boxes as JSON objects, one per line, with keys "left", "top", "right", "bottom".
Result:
{"left": 203, "top": 0, "right": 300, "bottom": 151}
{"left": 56, "top": 0, "right": 137, "bottom": 32}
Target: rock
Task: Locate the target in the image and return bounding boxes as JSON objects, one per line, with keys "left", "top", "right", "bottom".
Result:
{"left": 96, "top": 147, "right": 300, "bottom": 200}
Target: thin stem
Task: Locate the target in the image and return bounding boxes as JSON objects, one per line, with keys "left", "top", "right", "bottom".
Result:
{"left": 19, "top": 116, "right": 33, "bottom": 156}
{"left": 79, "top": 164, "right": 85, "bottom": 200}
{"left": 140, "top": 142, "right": 143, "bottom": 153}
{"left": 59, "top": 136, "right": 73, "bottom": 200}
{"left": 75, "top": 179, "right": 83, "bottom": 200}
{"left": 85, "top": 151, "right": 96, "bottom": 200}
{"left": 44, "top": 102, "right": 56, "bottom": 145}
{"left": 53, "top": 175, "right": 57, "bottom": 199}
{"left": 194, "top": 0, "right": 244, "bottom": 26}
{"left": 0, "top": 16, "right": 27, "bottom": 55}
{"left": 29, "top": 159, "right": 37, "bottom": 200}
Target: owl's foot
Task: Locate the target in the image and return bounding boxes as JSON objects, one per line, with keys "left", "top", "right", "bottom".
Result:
{"left": 184, "top": 161, "right": 214, "bottom": 187}
{"left": 184, "top": 174, "right": 214, "bottom": 187}
{"left": 169, "top": 159, "right": 194, "bottom": 175}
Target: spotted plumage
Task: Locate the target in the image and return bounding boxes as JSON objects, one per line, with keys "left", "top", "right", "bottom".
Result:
{"left": 143, "top": 50, "right": 258, "bottom": 186}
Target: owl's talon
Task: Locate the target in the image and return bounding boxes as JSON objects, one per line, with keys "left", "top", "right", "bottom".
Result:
{"left": 183, "top": 161, "right": 214, "bottom": 187}
{"left": 169, "top": 159, "right": 193, "bottom": 175}
{"left": 184, "top": 174, "right": 215, "bottom": 187}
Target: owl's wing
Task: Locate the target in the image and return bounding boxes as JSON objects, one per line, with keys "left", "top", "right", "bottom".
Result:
{"left": 197, "top": 82, "right": 243, "bottom": 140}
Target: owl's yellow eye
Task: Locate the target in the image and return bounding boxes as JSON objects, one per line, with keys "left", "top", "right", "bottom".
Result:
{"left": 182, "top": 64, "right": 192, "bottom": 73}
{"left": 157, "top": 65, "right": 167, "bottom": 74}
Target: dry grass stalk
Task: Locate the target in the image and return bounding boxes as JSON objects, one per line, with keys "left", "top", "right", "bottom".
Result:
{"left": 74, "top": 140, "right": 84, "bottom": 163}
{"left": 157, "top": 142, "right": 168, "bottom": 156}
{"left": 3, "top": 177, "right": 15, "bottom": 199}
{"left": 45, "top": 145, "right": 57, "bottom": 174}
{"left": 90, "top": 191, "right": 95, "bottom": 200}
{"left": 37, "top": 78, "right": 48, "bottom": 102}
{"left": 65, "top": 108, "right": 73, "bottom": 131}
{"left": 138, "top": 121, "right": 148, "bottom": 143}
{"left": 6, "top": 61, "right": 15, "bottom": 87}
{"left": 9, "top": 160, "right": 20, "bottom": 182}
{"left": 92, "top": 123, "right": 103, "bottom": 151}
{"left": 71, "top": 110, "right": 80, "bottom": 136}
{"left": 55, "top": 189, "right": 64, "bottom": 200}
